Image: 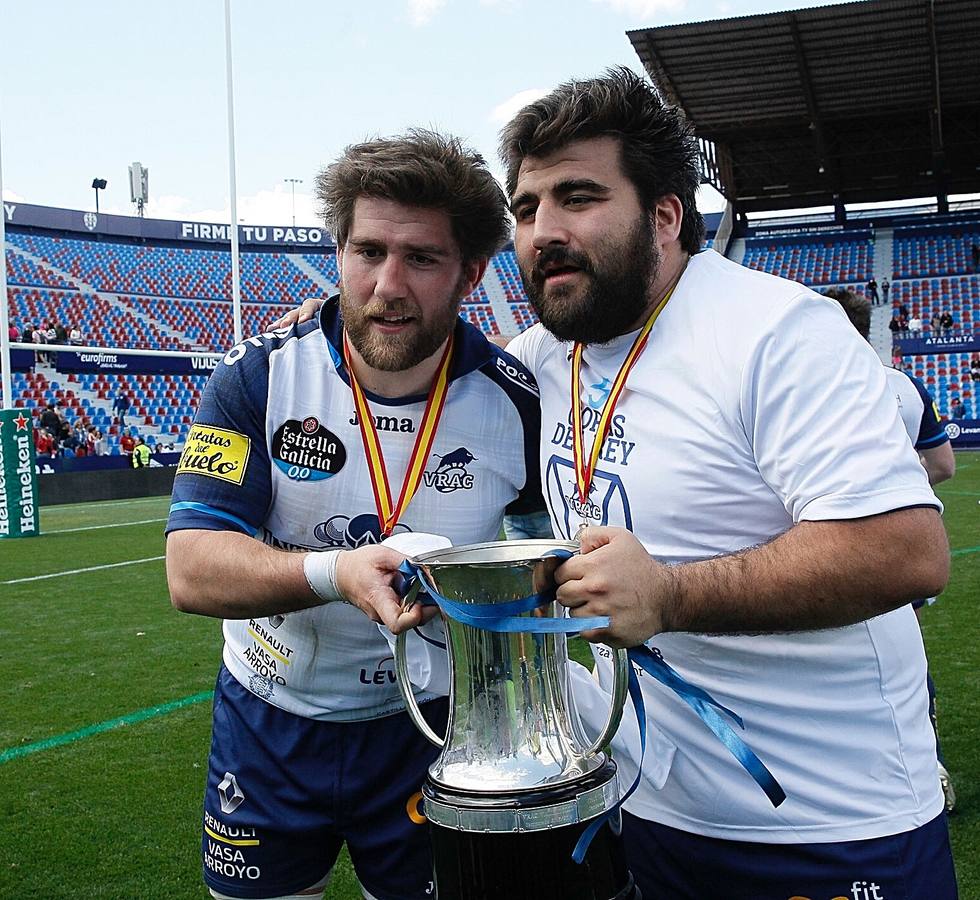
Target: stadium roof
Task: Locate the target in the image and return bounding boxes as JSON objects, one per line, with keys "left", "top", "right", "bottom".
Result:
{"left": 628, "top": 0, "right": 980, "bottom": 214}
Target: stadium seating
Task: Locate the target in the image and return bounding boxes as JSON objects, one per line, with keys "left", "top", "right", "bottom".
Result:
{"left": 741, "top": 231, "right": 874, "bottom": 287}
{"left": 908, "top": 352, "right": 978, "bottom": 418}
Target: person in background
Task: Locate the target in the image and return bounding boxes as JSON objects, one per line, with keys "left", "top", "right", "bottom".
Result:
{"left": 131, "top": 436, "right": 151, "bottom": 468}
{"left": 119, "top": 429, "right": 136, "bottom": 456}
{"left": 68, "top": 323, "right": 83, "bottom": 345}
{"left": 882, "top": 277, "right": 890, "bottom": 306}
{"left": 866, "top": 276, "right": 879, "bottom": 305}
{"left": 940, "top": 310, "right": 955, "bottom": 335}
{"left": 950, "top": 397, "right": 965, "bottom": 419}
{"left": 829, "top": 286, "right": 958, "bottom": 814}
{"left": 113, "top": 390, "right": 130, "bottom": 428}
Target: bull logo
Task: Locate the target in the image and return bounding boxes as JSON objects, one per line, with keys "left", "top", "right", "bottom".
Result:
{"left": 422, "top": 447, "right": 476, "bottom": 493}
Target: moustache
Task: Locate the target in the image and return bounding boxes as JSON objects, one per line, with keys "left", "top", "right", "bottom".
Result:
{"left": 531, "top": 247, "right": 594, "bottom": 285}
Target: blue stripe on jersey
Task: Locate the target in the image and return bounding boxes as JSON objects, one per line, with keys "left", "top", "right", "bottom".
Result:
{"left": 169, "top": 501, "right": 259, "bottom": 536}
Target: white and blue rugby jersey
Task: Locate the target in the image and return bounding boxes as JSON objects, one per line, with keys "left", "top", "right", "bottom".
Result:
{"left": 884, "top": 367, "right": 950, "bottom": 449}
{"left": 166, "top": 298, "right": 541, "bottom": 721}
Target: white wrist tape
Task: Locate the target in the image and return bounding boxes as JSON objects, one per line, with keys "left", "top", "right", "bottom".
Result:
{"left": 303, "top": 550, "right": 344, "bottom": 603}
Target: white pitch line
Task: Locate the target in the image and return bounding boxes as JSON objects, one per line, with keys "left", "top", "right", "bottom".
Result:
{"left": 43, "top": 496, "right": 171, "bottom": 512}
{"left": 3, "top": 556, "right": 166, "bottom": 584}
{"left": 45, "top": 518, "right": 168, "bottom": 535}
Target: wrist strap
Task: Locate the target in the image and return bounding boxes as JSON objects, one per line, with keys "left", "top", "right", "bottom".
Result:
{"left": 303, "top": 550, "right": 344, "bottom": 603}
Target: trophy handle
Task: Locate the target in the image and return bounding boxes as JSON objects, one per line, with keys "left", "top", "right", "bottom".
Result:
{"left": 395, "top": 628, "right": 446, "bottom": 749}
{"left": 584, "top": 647, "right": 629, "bottom": 756}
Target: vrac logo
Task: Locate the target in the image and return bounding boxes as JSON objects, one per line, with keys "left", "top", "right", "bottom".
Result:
{"left": 422, "top": 447, "right": 476, "bottom": 493}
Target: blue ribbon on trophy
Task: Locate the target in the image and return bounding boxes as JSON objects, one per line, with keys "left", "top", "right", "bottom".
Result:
{"left": 397, "top": 552, "right": 786, "bottom": 863}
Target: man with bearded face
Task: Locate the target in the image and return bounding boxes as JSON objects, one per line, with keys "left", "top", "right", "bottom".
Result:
{"left": 164, "top": 130, "right": 543, "bottom": 900}
{"left": 497, "top": 69, "right": 957, "bottom": 900}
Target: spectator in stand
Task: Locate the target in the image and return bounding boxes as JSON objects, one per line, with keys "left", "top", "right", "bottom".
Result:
{"left": 120, "top": 429, "right": 136, "bottom": 456}
{"left": 53, "top": 404, "right": 70, "bottom": 447}
{"left": 34, "top": 427, "right": 55, "bottom": 457}
{"left": 908, "top": 314, "right": 923, "bottom": 335}
{"left": 31, "top": 323, "right": 50, "bottom": 365}
{"left": 889, "top": 315, "right": 901, "bottom": 340}
{"left": 113, "top": 390, "right": 131, "bottom": 427}
{"left": 52, "top": 320, "right": 68, "bottom": 345}
{"left": 71, "top": 421, "right": 89, "bottom": 455}
{"left": 866, "top": 276, "right": 879, "bottom": 305}
{"left": 86, "top": 426, "right": 98, "bottom": 456}
{"left": 68, "top": 323, "right": 83, "bottom": 346}
{"left": 882, "top": 278, "right": 890, "bottom": 306}
{"left": 898, "top": 311, "right": 909, "bottom": 337}
{"left": 7, "top": 322, "right": 18, "bottom": 342}
{"left": 131, "top": 437, "right": 151, "bottom": 468}
{"left": 950, "top": 398, "right": 965, "bottom": 419}
{"left": 39, "top": 404, "right": 61, "bottom": 448}
{"left": 94, "top": 429, "right": 109, "bottom": 457}
{"left": 971, "top": 363, "right": 980, "bottom": 383}
{"left": 939, "top": 311, "right": 954, "bottom": 336}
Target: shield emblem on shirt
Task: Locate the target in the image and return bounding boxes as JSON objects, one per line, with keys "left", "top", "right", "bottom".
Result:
{"left": 545, "top": 455, "right": 632, "bottom": 540}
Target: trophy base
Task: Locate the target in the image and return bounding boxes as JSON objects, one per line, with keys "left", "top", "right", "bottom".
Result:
{"left": 425, "top": 765, "right": 637, "bottom": 900}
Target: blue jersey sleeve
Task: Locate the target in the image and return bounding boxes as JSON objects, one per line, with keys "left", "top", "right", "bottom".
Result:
{"left": 482, "top": 345, "right": 544, "bottom": 515}
{"left": 166, "top": 333, "right": 283, "bottom": 536}
{"left": 907, "top": 374, "right": 949, "bottom": 449}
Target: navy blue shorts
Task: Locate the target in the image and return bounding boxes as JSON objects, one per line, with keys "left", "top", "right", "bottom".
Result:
{"left": 201, "top": 666, "right": 447, "bottom": 900}
{"left": 622, "top": 810, "right": 957, "bottom": 900}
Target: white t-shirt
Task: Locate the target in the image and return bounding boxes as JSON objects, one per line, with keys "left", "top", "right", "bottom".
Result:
{"left": 508, "top": 249, "right": 944, "bottom": 843}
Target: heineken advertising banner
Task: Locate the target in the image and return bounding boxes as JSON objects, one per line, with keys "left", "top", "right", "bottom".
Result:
{"left": 0, "top": 409, "right": 40, "bottom": 538}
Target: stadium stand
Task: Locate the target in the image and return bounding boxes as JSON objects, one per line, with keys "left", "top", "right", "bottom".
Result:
{"left": 7, "top": 202, "right": 980, "bottom": 456}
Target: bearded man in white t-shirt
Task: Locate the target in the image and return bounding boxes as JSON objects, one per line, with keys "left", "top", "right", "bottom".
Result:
{"left": 489, "top": 67, "right": 957, "bottom": 900}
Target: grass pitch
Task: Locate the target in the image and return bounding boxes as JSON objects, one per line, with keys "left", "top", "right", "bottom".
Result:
{"left": 1, "top": 455, "right": 978, "bottom": 898}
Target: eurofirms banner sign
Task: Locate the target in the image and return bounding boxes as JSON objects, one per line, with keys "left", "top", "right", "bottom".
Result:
{"left": 7, "top": 348, "right": 219, "bottom": 375}
{"left": 0, "top": 409, "right": 40, "bottom": 538}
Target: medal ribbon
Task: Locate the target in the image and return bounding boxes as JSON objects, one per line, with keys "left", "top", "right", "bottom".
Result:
{"left": 344, "top": 332, "right": 454, "bottom": 537}
{"left": 570, "top": 283, "right": 678, "bottom": 518}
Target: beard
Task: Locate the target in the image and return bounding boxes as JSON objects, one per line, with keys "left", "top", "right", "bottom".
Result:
{"left": 518, "top": 215, "right": 658, "bottom": 345}
{"left": 339, "top": 282, "right": 463, "bottom": 373}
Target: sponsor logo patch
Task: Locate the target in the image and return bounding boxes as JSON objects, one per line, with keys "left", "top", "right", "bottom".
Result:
{"left": 314, "top": 513, "right": 411, "bottom": 548}
{"left": 272, "top": 417, "right": 347, "bottom": 481}
{"left": 177, "top": 424, "right": 250, "bottom": 484}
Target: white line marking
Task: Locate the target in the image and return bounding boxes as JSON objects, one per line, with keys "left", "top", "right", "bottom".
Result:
{"left": 3, "top": 556, "right": 166, "bottom": 584}
{"left": 45, "top": 518, "right": 167, "bottom": 535}
{"left": 43, "top": 496, "right": 171, "bottom": 512}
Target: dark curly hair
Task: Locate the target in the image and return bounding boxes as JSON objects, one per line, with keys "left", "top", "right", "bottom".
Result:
{"left": 499, "top": 67, "right": 705, "bottom": 255}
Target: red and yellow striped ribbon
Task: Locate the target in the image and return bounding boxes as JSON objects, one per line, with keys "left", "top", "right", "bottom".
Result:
{"left": 344, "top": 332, "right": 454, "bottom": 537}
{"left": 570, "top": 286, "right": 677, "bottom": 518}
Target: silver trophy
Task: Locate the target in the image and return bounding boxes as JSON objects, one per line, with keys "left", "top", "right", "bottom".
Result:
{"left": 395, "top": 540, "right": 636, "bottom": 900}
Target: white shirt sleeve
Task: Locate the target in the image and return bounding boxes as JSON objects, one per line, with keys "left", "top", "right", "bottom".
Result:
{"left": 739, "top": 294, "right": 941, "bottom": 522}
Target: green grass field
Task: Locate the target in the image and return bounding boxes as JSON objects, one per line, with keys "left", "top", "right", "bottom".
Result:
{"left": 1, "top": 456, "right": 978, "bottom": 899}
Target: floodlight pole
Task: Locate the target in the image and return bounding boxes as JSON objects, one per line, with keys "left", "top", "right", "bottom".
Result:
{"left": 0, "top": 113, "right": 11, "bottom": 409}
{"left": 224, "top": 0, "right": 243, "bottom": 345}
{"left": 285, "top": 178, "right": 302, "bottom": 227}
{"left": 94, "top": 185, "right": 100, "bottom": 213}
